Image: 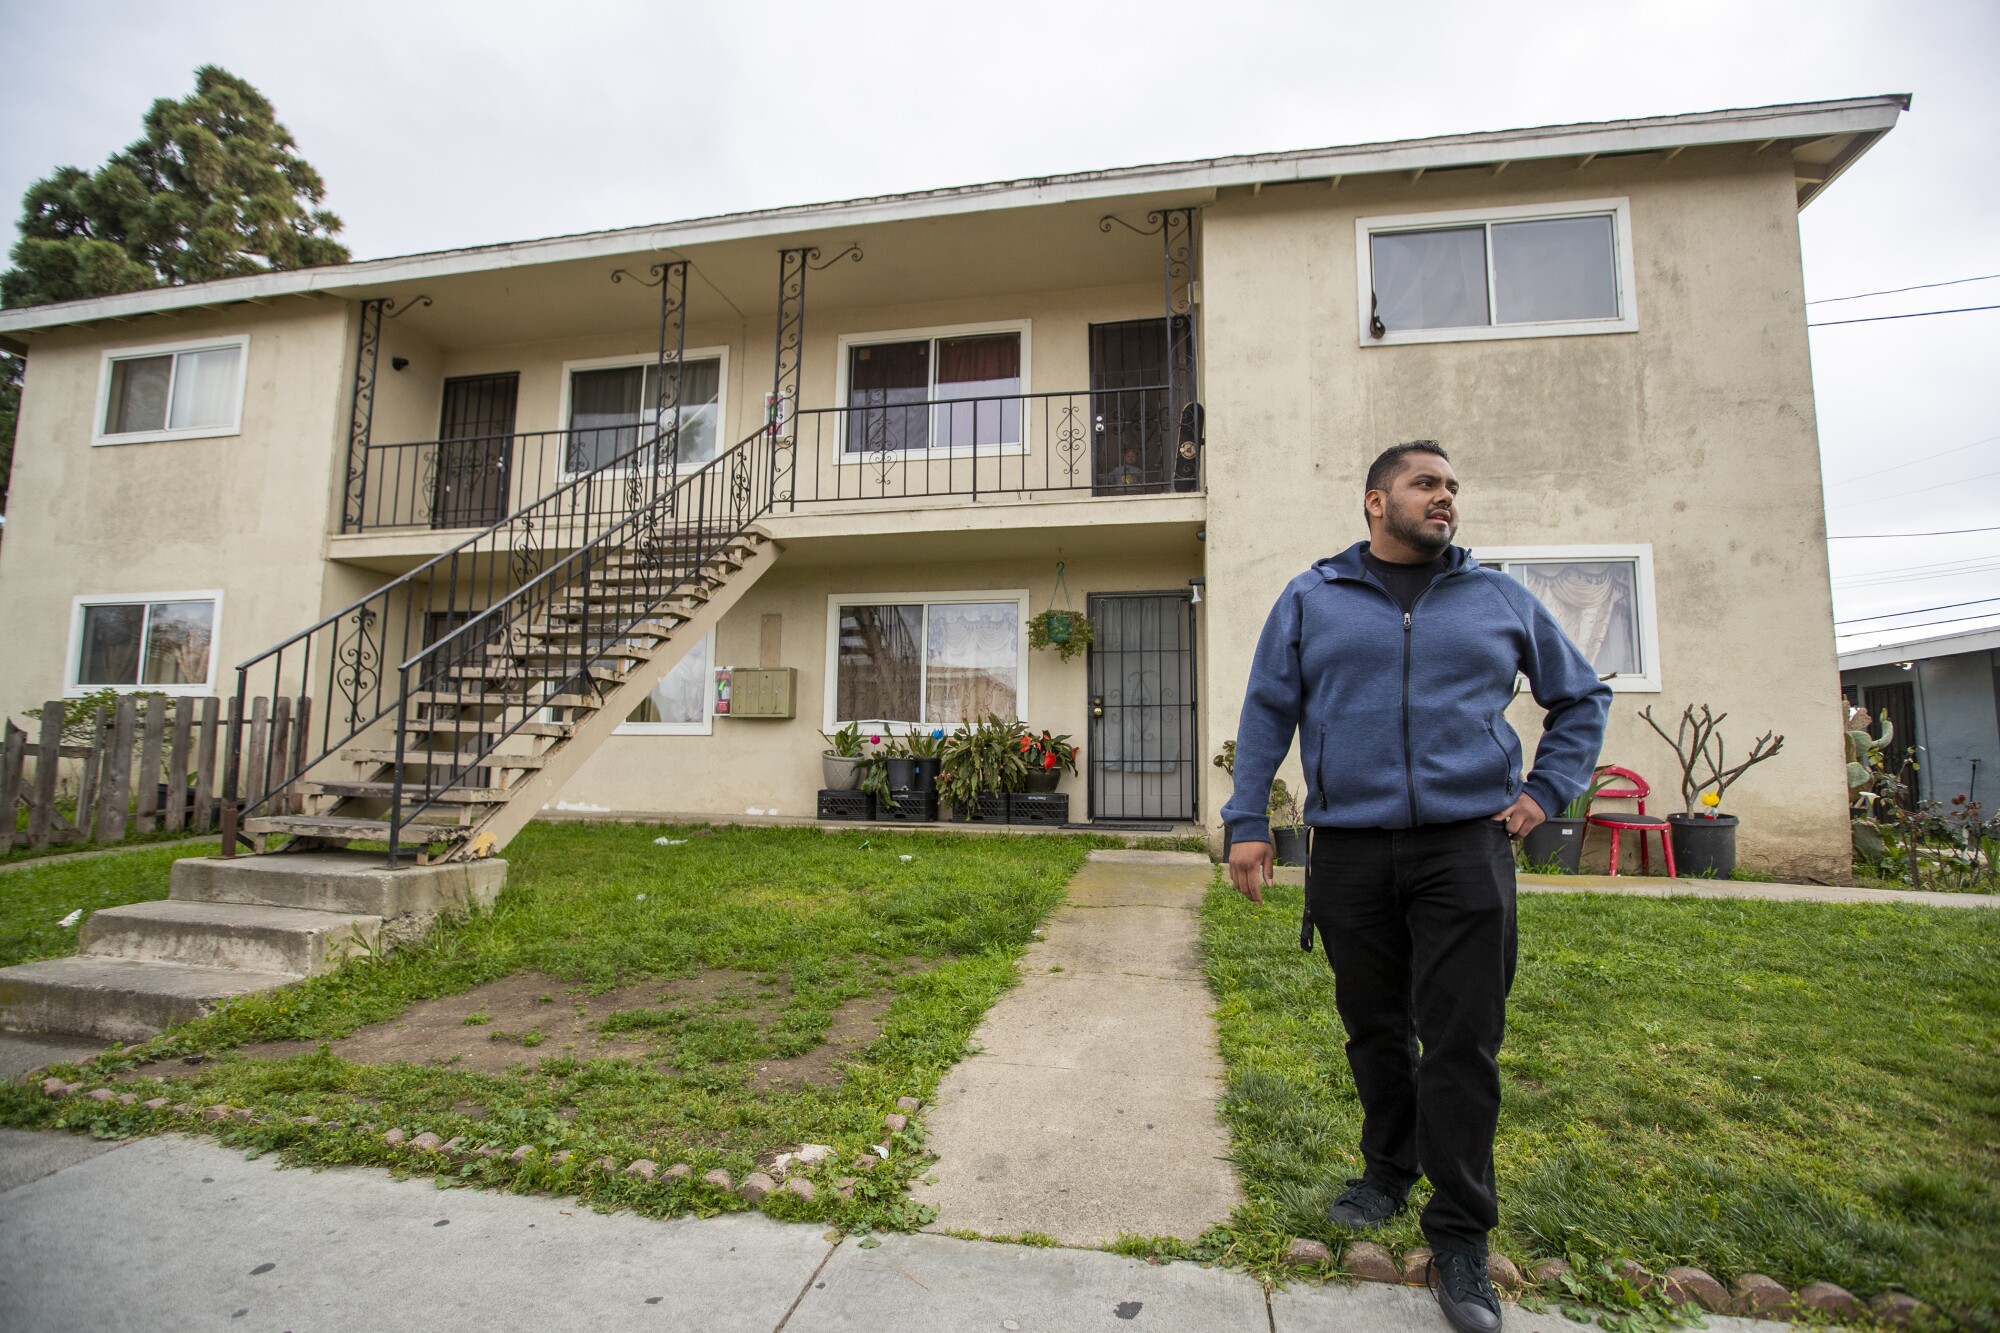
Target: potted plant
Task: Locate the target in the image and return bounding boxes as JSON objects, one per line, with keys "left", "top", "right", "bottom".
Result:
{"left": 858, "top": 743, "right": 901, "bottom": 813}
{"left": 1213, "top": 740, "right": 1310, "bottom": 865}
{"left": 1640, "top": 703, "right": 1786, "bottom": 878}
{"left": 1521, "top": 767, "right": 1616, "bottom": 874}
{"left": 820, "top": 722, "right": 869, "bottom": 791}
{"left": 894, "top": 728, "right": 946, "bottom": 793}
{"left": 1028, "top": 609, "right": 1094, "bottom": 663}
{"left": 1018, "top": 729, "right": 1079, "bottom": 792}
{"left": 939, "top": 715, "right": 1029, "bottom": 819}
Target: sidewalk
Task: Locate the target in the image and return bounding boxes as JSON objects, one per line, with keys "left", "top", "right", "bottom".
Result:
{"left": 0, "top": 1130, "right": 1777, "bottom": 1332}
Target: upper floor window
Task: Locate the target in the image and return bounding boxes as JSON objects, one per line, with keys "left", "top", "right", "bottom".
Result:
{"left": 69, "top": 592, "right": 222, "bottom": 695}
{"left": 1356, "top": 200, "right": 1637, "bottom": 345}
{"left": 1476, "top": 545, "right": 1659, "bottom": 692}
{"left": 838, "top": 323, "right": 1028, "bottom": 455}
{"left": 95, "top": 336, "right": 248, "bottom": 444}
{"left": 563, "top": 351, "right": 725, "bottom": 474}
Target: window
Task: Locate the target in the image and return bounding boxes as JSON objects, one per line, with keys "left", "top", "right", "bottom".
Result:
{"left": 95, "top": 336, "right": 248, "bottom": 443}
{"left": 1476, "top": 546, "right": 1659, "bottom": 692}
{"left": 839, "top": 324, "right": 1027, "bottom": 455}
{"left": 824, "top": 592, "right": 1028, "bottom": 729}
{"left": 68, "top": 592, "right": 222, "bottom": 694}
{"left": 562, "top": 351, "right": 726, "bottom": 474}
{"left": 617, "top": 632, "right": 716, "bottom": 736}
{"left": 1356, "top": 200, "right": 1637, "bottom": 344}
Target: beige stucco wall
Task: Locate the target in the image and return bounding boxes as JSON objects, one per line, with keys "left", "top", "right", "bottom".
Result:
{"left": 1198, "top": 149, "right": 1850, "bottom": 879}
{"left": 0, "top": 300, "right": 355, "bottom": 720}
{"left": 558, "top": 545, "right": 1202, "bottom": 821}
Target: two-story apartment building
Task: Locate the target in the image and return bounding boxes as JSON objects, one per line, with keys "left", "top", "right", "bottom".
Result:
{"left": 0, "top": 97, "right": 1905, "bottom": 881}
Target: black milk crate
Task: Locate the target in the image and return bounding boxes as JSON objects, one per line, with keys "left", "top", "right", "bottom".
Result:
{"left": 1008, "top": 793, "right": 1069, "bottom": 825}
{"left": 817, "top": 789, "right": 876, "bottom": 822}
{"left": 876, "top": 790, "right": 939, "bottom": 823}
{"left": 948, "top": 794, "right": 1011, "bottom": 823}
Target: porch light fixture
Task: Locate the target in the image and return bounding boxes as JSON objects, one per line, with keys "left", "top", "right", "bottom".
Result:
{"left": 1189, "top": 576, "right": 1205, "bottom": 606}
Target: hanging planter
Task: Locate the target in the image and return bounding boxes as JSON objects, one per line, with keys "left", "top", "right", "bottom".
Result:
{"left": 1028, "top": 561, "right": 1094, "bottom": 662}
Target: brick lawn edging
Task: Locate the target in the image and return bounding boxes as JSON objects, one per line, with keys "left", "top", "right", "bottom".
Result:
{"left": 1277, "top": 1231, "right": 1941, "bottom": 1327}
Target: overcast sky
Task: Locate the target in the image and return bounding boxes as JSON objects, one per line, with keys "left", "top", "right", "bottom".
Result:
{"left": 5, "top": 0, "right": 1995, "bottom": 648}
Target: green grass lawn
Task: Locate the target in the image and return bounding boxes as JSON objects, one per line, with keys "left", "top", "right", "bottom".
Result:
{"left": 0, "top": 822, "right": 1109, "bottom": 1232}
{"left": 1203, "top": 878, "right": 2000, "bottom": 1322}
{"left": 0, "top": 840, "right": 222, "bottom": 965}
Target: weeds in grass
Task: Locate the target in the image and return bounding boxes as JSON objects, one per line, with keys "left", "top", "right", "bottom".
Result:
{"left": 0, "top": 841, "right": 220, "bottom": 967}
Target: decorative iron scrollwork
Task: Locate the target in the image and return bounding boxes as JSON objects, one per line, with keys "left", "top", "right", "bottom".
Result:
{"left": 770, "top": 245, "right": 857, "bottom": 508}
{"left": 343, "top": 298, "right": 388, "bottom": 532}
{"left": 335, "top": 607, "right": 380, "bottom": 728}
{"left": 386, "top": 294, "right": 435, "bottom": 320}
{"left": 1055, "top": 403, "right": 1089, "bottom": 483}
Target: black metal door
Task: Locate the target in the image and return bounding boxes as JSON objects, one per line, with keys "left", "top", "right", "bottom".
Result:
{"left": 432, "top": 373, "right": 518, "bottom": 529}
{"left": 1089, "top": 320, "right": 1171, "bottom": 496}
{"left": 1087, "top": 592, "right": 1197, "bottom": 822}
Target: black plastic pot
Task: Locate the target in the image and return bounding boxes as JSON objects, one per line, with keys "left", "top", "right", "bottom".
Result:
{"left": 1521, "top": 818, "right": 1587, "bottom": 874}
{"left": 1022, "top": 768, "right": 1060, "bottom": 793}
{"left": 912, "top": 757, "right": 940, "bottom": 792}
{"left": 1668, "top": 813, "right": 1738, "bottom": 879}
{"left": 885, "top": 758, "right": 920, "bottom": 791}
{"left": 1273, "top": 827, "right": 1310, "bottom": 867}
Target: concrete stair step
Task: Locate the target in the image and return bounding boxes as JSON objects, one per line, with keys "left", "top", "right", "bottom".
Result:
{"left": 0, "top": 955, "right": 299, "bottom": 1043}
{"left": 80, "top": 900, "right": 383, "bottom": 977}
{"left": 170, "top": 850, "right": 506, "bottom": 919}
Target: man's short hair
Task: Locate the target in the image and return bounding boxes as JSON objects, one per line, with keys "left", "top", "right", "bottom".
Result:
{"left": 1365, "top": 440, "right": 1450, "bottom": 495}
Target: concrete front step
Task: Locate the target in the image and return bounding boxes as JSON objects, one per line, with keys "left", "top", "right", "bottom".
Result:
{"left": 80, "top": 900, "right": 382, "bottom": 977}
{"left": 0, "top": 956, "right": 299, "bottom": 1044}
{"left": 172, "top": 851, "right": 506, "bottom": 935}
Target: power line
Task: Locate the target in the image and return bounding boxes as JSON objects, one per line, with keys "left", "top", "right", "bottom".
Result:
{"left": 1826, "top": 464, "right": 2000, "bottom": 509}
{"left": 1824, "top": 433, "right": 2000, "bottom": 488}
{"left": 1808, "top": 303, "right": 2000, "bottom": 328}
{"left": 1835, "top": 551, "right": 2000, "bottom": 580}
{"left": 1828, "top": 525, "right": 2000, "bottom": 540}
{"left": 1836, "top": 560, "right": 2000, "bottom": 589}
{"left": 1836, "top": 612, "right": 2000, "bottom": 639}
{"left": 1809, "top": 272, "right": 2000, "bottom": 304}
{"left": 1835, "top": 595, "right": 2000, "bottom": 626}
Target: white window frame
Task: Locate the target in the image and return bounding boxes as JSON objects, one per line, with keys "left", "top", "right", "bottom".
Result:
{"left": 555, "top": 345, "right": 731, "bottom": 479}
{"left": 822, "top": 588, "right": 1031, "bottom": 732}
{"left": 1475, "top": 544, "right": 1660, "bottom": 693}
{"left": 65, "top": 589, "right": 225, "bottom": 697}
{"left": 832, "top": 320, "right": 1034, "bottom": 461}
{"left": 615, "top": 629, "right": 717, "bottom": 736}
{"left": 1355, "top": 198, "right": 1638, "bottom": 346}
{"left": 92, "top": 334, "right": 250, "bottom": 445}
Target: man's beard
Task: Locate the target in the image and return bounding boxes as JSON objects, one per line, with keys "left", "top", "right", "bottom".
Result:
{"left": 1386, "top": 504, "right": 1455, "bottom": 556}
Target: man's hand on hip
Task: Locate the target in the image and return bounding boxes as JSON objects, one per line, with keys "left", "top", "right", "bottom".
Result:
{"left": 1228, "top": 840, "right": 1274, "bottom": 904}
{"left": 1493, "top": 792, "right": 1547, "bottom": 839}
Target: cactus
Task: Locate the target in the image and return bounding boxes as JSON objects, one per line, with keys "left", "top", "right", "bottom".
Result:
{"left": 1844, "top": 702, "right": 1895, "bottom": 807}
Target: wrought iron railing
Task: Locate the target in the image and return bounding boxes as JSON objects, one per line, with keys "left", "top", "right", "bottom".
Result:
{"left": 235, "top": 421, "right": 774, "bottom": 859}
{"left": 780, "top": 385, "right": 1199, "bottom": 505}
{"left": 348, "top": 426, "right": 712, "bottom": 533}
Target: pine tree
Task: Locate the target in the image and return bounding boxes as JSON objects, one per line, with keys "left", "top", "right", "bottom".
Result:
{"left": 2, "top": 65, "right": 349, "bottom": 309}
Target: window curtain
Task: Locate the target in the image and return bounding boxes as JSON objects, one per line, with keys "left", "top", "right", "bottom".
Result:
{"left": 924, "top": 601, "right": 1017, "bottom": 724}
{"left": 934, "top": 334, "right": 1022, "bottom": 448}
{"left": 568, "top": 366, "right": 644, "bottom": 470}
{"left": 1371, "top": 227, "right": 1489, "bottom": 332}
{"left": 141, "top": 602, "right": 214, "bottom": 685}
{"left": 848, "top": 342, "right": 929, "bottom": 453}
{"left": 79, "top": 604, "right": 144, "bottom": 685}
{"left": 1510, "top": 562, "right": 1640, "bottom": 675}
{"left": 645, "top": 358, "right": 723, "bottom": 467}
{"left": 1491, "top": 216, "right": 1618, "bottom": 324}
{"left": 630, "top": 634, "right": 711, "bottom": 725}
{"left": 107, "top": 356, "right": 172, "bottom": 434}
{"left": 169, "top": 346, "right": 241, "bottom": 429}
{"left": 838, "top": 604, "right": 923, "bottom": 722}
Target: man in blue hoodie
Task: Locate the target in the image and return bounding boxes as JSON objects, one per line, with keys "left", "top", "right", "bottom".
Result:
{"left": 1223, "top": 440, "right": 1610, "bottom": 1333}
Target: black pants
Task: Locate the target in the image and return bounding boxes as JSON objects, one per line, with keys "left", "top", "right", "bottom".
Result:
{"left": 1306, "top": 818, "right": 1518, "bottom": 1256}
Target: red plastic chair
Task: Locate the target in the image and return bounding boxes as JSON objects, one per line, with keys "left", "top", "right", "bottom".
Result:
{"left": 1584, "top": 765, "right": 1678, "bottom": 878}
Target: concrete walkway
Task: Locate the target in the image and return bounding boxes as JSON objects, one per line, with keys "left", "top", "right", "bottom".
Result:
{"left": 912, "top": 849, "right": 1240, "bottom": 1246}
{"left": 0, "top": 1131, "right": 1780, "bottom": 1332}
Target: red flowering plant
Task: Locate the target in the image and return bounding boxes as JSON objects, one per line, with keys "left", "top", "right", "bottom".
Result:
{"left": 1019, "top": 729, "right": 1080, "bottom": 776}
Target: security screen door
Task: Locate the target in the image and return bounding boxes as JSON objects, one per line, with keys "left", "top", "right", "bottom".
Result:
{"left": 432, "top": 373, "right": 518, "bottom": 529}
{"left": 1087, "top": 592, "right": 1197, "bottom": 822}
{"left": 1088, "top": 319, "right": 1172, "bottom": 495}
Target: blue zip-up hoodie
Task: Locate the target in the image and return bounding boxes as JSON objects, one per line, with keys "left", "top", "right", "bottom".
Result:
{"left": 1222, "top": 542, "right": 1612, "bottom": 841}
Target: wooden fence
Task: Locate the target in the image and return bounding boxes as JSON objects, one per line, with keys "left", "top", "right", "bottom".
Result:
{"left": 2, "top": 695, "right": 310, "bottom": 854}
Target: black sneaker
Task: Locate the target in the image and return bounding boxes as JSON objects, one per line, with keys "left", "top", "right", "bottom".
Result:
{"left": 1429, "top": 1250, "right": 1503, "bottom": 1333}
{"left": 1326, "top": 1176, "right": 1404, "bottom": 1228}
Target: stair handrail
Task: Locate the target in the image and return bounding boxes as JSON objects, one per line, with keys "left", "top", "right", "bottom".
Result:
{"left": 382, "top": 423, "right": 775, "bottom": 857}
{"left": 231, "top": 422, "right": 700, "bottom": 826}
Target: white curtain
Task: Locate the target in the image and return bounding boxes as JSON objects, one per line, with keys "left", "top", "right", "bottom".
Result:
{"left": 169, "top": 346, "right": 242, "bottom": 429}
{"left": 925, "top": 602, "right": 1017, "bottom": 723}
{"left": 1511, "top": 562, "right": 1639, "bottom": 676}
{"left": 630, "top": 634, "right": 711, "bottom": 726}
{"left": 142, "top": 601, "right": 215, "bottom": 686}
{"left": 1491, "top": 216, "right": 1618, "bottom": 323}
{"left": 1371, "top": 227, "right": 1488, "bottom": 332}
{"left": 107, "top": 356, "right": 172, "bottom": 433}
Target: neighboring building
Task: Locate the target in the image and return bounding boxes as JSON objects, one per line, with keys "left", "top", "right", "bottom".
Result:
{"left": 1841, "top": 627, "right": 2000, "bottom": 807}
{"left": 0, "top": 96, "right": 1906, "bottom": 880}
